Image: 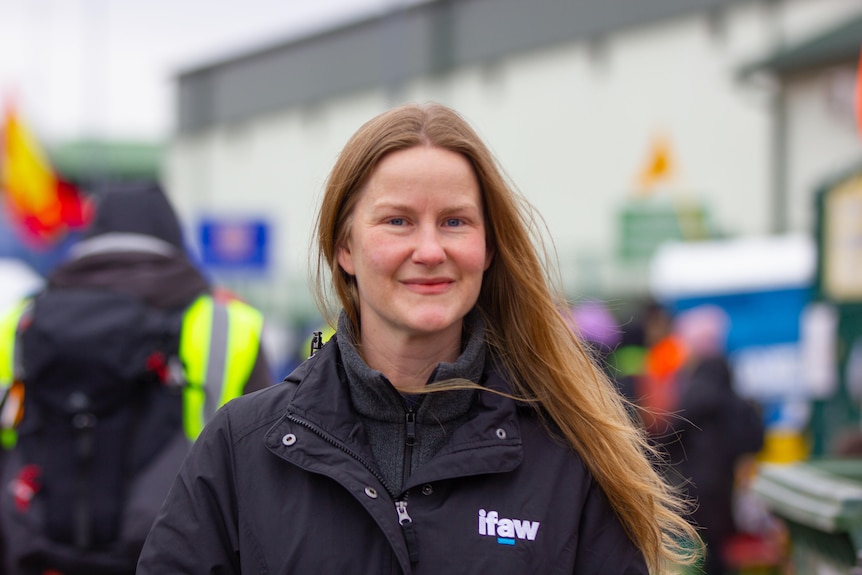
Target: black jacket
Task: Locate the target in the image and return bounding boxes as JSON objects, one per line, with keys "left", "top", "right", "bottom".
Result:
{"left": 138, "top": 338, "right": 647, "bottom": 574}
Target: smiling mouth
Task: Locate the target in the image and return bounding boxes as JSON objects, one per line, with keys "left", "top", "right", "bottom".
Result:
{"left": 403, "top": 279, "right": 453, "bottom": 294}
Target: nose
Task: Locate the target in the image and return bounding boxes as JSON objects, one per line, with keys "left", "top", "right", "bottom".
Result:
{"left": 412, "top": 226, "right": 446, "bottom": 266}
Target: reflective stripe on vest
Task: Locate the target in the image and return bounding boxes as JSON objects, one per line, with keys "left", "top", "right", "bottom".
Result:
{"left": 180, "top": 295, "right": 263, "bottom": 440}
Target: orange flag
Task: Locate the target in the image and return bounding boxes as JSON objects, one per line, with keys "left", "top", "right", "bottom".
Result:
{"left": 636, "top": 133, "right": 675, "bottom": 195}
{"left": 0, "top": 106, "right": 91, "bottom": 245}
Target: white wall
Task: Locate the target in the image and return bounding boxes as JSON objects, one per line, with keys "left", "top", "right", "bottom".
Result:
{"left": 785, "top": 65, "right": 862, "bottom": 232}
{"left": 166, "top": 0, "right": 862, "bottom": 320}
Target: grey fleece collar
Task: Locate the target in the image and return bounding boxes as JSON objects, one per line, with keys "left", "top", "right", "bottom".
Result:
{"left": 336, "top": 309, "right": 485, "bottom": 424}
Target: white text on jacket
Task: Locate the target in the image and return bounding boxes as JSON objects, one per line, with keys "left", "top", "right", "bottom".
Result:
{"left": 478, "top": 509, "right": 540, "bottom": 545}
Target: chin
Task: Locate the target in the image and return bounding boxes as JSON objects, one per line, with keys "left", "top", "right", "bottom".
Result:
{"left": 404, "top": 313, "right": 462, "bottom": 337}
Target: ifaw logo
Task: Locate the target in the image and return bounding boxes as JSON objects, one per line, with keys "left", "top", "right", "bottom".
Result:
{"left": 477, "top": 508, "right": 540, "bottom": 546}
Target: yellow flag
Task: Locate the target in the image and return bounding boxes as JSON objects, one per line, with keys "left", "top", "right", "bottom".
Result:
{"left": 2, "top": 109, "right": 61, "bottom": 228}
{"left": 1, "top": 107, "right": 90, "bottom": 243}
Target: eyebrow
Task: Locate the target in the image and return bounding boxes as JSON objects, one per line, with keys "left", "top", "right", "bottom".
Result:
{"left": 370, "top": 200, "right": 482, "bottom": 213}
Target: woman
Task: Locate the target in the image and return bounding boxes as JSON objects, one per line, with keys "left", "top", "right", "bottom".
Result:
{"left": 138, "top": 103, "right": 701, "bottom": 573}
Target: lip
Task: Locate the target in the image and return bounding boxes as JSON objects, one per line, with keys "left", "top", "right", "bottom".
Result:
{"left": 402, "top": 277, "right": 453, "bottom": 294}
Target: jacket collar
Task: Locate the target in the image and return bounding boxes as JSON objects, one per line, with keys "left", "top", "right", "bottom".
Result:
{"left": 336, "top": 309, "right": 485, "bottom": 425}
{"left": 276, "top": 338, "right": 523, "bottom": 485}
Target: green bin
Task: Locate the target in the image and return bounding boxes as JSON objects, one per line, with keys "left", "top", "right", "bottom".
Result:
{"left": 753, "top": 460, "right": 862, "bottom": 574}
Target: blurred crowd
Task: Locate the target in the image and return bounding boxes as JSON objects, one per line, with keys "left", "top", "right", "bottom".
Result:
{"left": 568, "top": 297, "right": 788, "bottom": 575}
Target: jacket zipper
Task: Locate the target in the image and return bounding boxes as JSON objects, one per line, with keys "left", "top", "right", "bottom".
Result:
{"left": 397, "top": 408, "right": 419, "bottom": 563}
{"left": 287, "top": 410, "right": 421, "bottom": 564}
{"left": 402, "top": 409, "right": 416, "bottom": 487}
{"left": 396, "top": 497, "right": 419, "bottom": 563}
{"left": 286, "top": 414, "right": 394, "bottom": 492}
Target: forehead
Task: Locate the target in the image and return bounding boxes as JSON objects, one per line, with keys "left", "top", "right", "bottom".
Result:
{"left": 361, "top": 146, "right": 481, "bottom": 201}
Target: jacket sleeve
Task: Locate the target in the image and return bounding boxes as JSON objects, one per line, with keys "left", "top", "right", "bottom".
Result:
{"left": 573, "top": 480, "right": 649, "bottom": 574}
{"left": 137, "top": 406, "right": 241, "bottom": 574}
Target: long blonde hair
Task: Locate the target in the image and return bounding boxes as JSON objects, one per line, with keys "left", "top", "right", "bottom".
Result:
{"left": 313, "top": 102, "right": 701, "bottom": 573}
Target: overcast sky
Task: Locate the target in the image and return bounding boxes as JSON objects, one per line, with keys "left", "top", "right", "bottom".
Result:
{"left": 0, "top": 0, "right": 414, "bottom": 142}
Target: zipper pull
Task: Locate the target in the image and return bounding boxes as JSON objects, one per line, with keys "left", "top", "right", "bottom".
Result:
{"left": 396, "top": 499, "right": 419, "bottom": 563}
{"left": 405, "top": 411, "right": 416, "bottom": 446}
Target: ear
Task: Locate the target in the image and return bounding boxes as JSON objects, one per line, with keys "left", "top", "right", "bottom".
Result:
{"left": 337, "top": 242, "right": 356, "bottom": 275}
{"left": 483, "top": 244, "right": 494, "bottom": 271}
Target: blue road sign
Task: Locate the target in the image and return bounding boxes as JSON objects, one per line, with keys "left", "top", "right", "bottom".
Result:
{"left": 198, "top": 218, "right": 269, "bottom": 270}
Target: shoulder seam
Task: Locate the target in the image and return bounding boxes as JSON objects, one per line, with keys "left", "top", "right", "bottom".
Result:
{"left": 227, "top": 382, "right": 300, "bottom": 442}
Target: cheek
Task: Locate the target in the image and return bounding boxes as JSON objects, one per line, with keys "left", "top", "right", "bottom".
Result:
{"left": 349, "top": 233, "right": 400, "bottom": 276}
{"left": 365, "top": 244, "right": 400, "bottom": 273}
{"left": 465, "top": 240, "right": 492, "bottom": 273}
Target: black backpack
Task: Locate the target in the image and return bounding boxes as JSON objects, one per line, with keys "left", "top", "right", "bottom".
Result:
{"left": 0, "top": 287, "right": 189, "bottom": 575}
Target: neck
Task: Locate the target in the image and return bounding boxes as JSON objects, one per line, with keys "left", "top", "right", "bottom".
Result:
{"left": 360, "top": 327, "right": 462, "bottom": 392}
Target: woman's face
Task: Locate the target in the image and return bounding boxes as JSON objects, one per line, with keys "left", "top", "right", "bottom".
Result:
{"left": 337, "top": 145, "right": 492, "bottom": 346}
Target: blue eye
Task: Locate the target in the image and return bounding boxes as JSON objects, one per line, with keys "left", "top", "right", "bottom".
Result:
{"left": 388, "top": 218, "right": 406, "bottom": 226}
{"left": 445, "top": 218, "right": 463, "bottom": 227}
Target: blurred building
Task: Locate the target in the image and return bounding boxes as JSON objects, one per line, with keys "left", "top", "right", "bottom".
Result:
{"left": 165, "top": 0, "right": 862, "bottom": 317}
{"left": 49, "top": 140, "right": 165, "bottom": 189}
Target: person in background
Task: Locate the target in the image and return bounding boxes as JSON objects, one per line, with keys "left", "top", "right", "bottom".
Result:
{"left": 32, "top": 181, "right": 273, "bottom": 394}
{"left": 638, "top": 300, "right": 687, "bottom": 437}
{"left": 0, "top": 181, "right": 272, "bottom": 574}
{"left": 566, "top": 299, "right": 621, "bottom": 378}
{"left": 138, "top": 103, "right": 702, "bottom": 574}
{"left": 607, "top": 307, "right": 649, "bottom": 420}
{"left": 608, "top": 299, "right": 677, "bottom": 427}
{"left": 664, "top": 305, "right": 765, "bottom": 575}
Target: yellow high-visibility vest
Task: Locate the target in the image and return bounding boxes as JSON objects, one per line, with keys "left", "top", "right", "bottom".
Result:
{"left": 179, "top": 294, "right": 263, "bottom": 440}
{"left": 0, "top": 299, "right": 31, "bottom": 448}
{"left": 0, "top": 293, "right": 263, "bottom": 445}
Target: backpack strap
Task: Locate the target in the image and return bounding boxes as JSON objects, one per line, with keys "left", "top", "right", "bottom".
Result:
{"left": 0, "top": 299, "right": 33, "bottom": 449}
{"left": 179, "top": 294, "right": 263, "bottom": 440}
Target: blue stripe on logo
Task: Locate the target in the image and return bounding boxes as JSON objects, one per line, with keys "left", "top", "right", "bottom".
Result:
{"left": 497, "top": 538, "right": 515, "bottom": 545}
